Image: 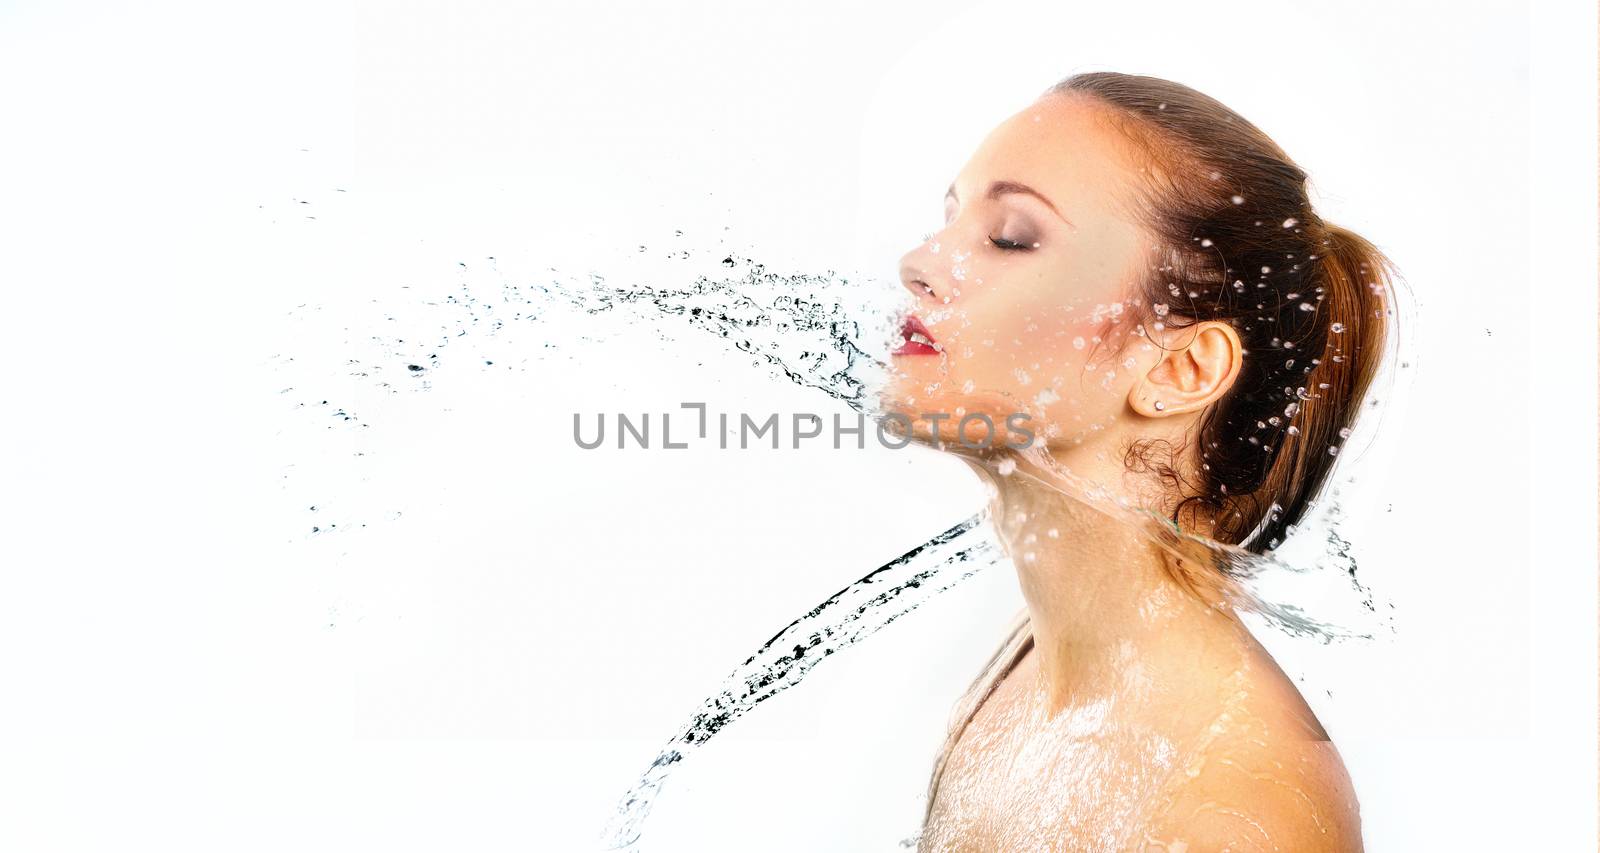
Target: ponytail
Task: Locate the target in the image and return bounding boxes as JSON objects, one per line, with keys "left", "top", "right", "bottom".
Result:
{"left": 1238, "top": 221, "right": 1395, "bottom": 550}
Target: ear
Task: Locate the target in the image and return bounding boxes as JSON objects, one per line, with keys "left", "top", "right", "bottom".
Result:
{"left": 1127, "top": 321, "right": 1243, "bottom": 418}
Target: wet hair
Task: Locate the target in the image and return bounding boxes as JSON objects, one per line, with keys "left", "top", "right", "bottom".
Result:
{"left": 921, "top": 71, "right": 1398, "bottom": 830}
{"left": 1056, "top": 71, "right": 1397, "bottom": 553}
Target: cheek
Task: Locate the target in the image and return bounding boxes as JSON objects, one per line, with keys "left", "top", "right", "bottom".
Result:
{"left": 883, "top": 243, "right": 1152, "bottom": 426}
{"left": 948, "top": 289, "right": 1125, "bottom": 392}
{"left": 951, "top": 304, "right": 1153, "bottom": 439}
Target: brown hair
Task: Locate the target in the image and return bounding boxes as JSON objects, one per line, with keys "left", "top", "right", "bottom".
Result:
{"left": 922, "top": 70, "right": 1399, "bottom": 826}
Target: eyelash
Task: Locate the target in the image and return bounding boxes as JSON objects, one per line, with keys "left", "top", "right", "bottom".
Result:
{"left": 918, "top": 230, "right": 1032, "bottom": 251}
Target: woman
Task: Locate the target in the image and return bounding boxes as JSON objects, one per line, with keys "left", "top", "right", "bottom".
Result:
{"left": 886, "top": 72, "right": 1394, "bottom": 851}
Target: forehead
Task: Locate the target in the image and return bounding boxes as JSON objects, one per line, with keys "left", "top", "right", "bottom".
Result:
{"left": 953, "top": 94, "right": 1136, "bottom": 216}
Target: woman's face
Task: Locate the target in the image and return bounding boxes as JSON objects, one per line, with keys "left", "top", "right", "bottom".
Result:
{"left": 885, "top": 94, "right": 1161, "bottom": 455}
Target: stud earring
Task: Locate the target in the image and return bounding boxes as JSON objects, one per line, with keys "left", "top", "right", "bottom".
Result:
{"left": 1153, "top": 400, "right": 1166, "bottom": 411}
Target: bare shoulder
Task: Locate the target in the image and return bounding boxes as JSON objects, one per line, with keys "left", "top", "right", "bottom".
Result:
{"left": 1137, "top": 711, "right": 1363, "bottom": 852}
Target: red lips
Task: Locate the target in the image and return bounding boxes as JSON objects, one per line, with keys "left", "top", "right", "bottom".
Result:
{"left": 893, "top": 314, "right": 940, "bottom": 356}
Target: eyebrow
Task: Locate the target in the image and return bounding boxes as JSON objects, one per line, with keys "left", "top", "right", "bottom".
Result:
{"left": 945, "top": 179, "right": 1074, "bottom": 227}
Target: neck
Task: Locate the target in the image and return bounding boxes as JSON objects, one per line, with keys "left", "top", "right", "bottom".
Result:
{"left": 975, "top": 450, "right": 1241, "bottom": 711}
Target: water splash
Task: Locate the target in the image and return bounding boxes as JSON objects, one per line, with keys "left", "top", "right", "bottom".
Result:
{"left": 272, "top": 247, "right": 901, "bottom": 424}
{"left": 271, "top": 234, "right": 1412, "bottom": 849}
{"left": 599, "top": 512, "right": 1004, "bottom": 850}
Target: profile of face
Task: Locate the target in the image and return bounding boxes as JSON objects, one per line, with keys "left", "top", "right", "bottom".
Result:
{"left": 884, "top": 94, "right": 1242, "bottom": 480}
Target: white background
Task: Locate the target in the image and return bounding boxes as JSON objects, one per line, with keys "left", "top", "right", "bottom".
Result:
{"left": 1, "top": 1, "right": 1595, "bottom": 850}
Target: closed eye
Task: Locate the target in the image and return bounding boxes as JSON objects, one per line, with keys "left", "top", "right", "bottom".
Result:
{"left": 990, "top": 235, "right": 1030, "bottom": 251}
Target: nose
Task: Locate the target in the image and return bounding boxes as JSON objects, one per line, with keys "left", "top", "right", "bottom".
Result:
{"left": 898, "top": 245, "right": 942, "bottom": 304}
